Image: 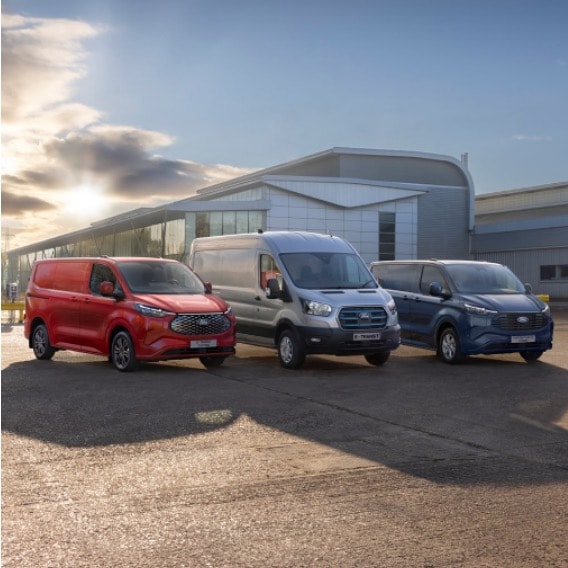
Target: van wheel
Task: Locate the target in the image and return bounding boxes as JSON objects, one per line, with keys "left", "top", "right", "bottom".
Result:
{"left": 200, "top": 356, "right": 226, "bottom": 368}
{"left": 32, "top": 324, "right": 55, "bottom": 360}
{"left": 438, "top": 327, "right": 465, "bottom": 364}
{"left": 520, "top": 350, "right": 544, "bottom": 362}
{"left": 278, "top": 329, "right": 306, "bottom": 370}
{"left": 111, "top": 331, "right": 138, "bottom": 372}
{"left": 365, "top": 351, "right": 390, "bottom": 366}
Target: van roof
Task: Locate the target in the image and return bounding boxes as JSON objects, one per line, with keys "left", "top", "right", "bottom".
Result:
{"left": 262, "top": 231, "right": 353, "bottom": 254}
{"left": 194, "top": 231, "right": 355, "bottom": 254}
{"left": 371, "top": 259, "right": 501, "bottom": 267}
{"left": 32, "top": 256, "right": 180, "bottom": 264}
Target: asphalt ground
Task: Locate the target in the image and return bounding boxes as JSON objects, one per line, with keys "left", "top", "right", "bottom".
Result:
{"left": 2, "top": 306, "right": 567, "bottom": 567}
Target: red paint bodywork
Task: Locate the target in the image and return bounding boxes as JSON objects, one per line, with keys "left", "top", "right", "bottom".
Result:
{"left": 24, "top": 257, "right": 236, "bottom": 364}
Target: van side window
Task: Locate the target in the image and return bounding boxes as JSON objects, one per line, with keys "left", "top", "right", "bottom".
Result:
{"left": 420, "top": 266, "right": 447, "bottom": 295}
{"left": 260, "top": 255, "right": 281, "bottom": 289}
{"left": 90, "top": 264, "right": 117, "bottom": 295}
{"left": 377, "top": 264, "right": 421, "bottom": 293}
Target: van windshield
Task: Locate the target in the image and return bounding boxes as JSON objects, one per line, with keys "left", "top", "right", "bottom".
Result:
{"left": 117, "top": 260, "right": 206, "bottom": 294}
{"left": 445, "top": 263, "right": 526, "bottom": 294}
{"left": 280, "top": 252, "right": 377, "bottom": 290}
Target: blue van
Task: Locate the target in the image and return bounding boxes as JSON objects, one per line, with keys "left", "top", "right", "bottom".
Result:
{"left": 369, "top": 260, "right": 553, "bottom": 363}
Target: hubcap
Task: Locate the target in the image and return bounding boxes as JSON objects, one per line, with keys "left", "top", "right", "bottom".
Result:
{"left": 34, "top": 329, "right": 47, "bottom": 356}
{"left": 280, "top": 336, "right": 293, "bottom": 364}
{"left": 113, "top": 336, "right": 130, "bottom": 369}
{"left": 442, "top": 334, "right": 456, "bottom": 360}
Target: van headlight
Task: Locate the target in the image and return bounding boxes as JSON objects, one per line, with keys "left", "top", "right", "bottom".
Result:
{"left": 464, "top": 303, "right": 497, "bottom": 316}
{"left": 135, "top": 303, "right": 174, "bottom": 318}
{"left": 387, "top": 299, "right": 398, "bottom": 323}
{"left": 301, "top": 299, "right": 332, "bottom": 317}
{"left": 541, "top": 304, "right": 550, "bottom": 316}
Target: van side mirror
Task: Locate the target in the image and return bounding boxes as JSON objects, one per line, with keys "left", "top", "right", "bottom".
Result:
{"left": 524, "top": 283, "right": 533, "bottom": 294}
{"left": 100, "top": 281, "right": 114, "bottom": 296}
{"left": 266, "top": 278, "right": 281, "bottom": 299}
{"left": 100, "top": 281, "right": 125, "bottom": 300}
{"left": 429, "top": 281, "right": 449, "bottom": 298}
{"left": 204, "top": 282, "right": 213, "bottom": 294}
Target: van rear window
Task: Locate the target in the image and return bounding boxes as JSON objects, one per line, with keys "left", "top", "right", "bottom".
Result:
{"left": 373, "top": 264, "right": 421, "bottom": 292}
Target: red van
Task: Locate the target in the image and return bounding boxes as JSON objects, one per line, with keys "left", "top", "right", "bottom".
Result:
{"left": 24, "top": 257, "right": 236, "bottom": 371}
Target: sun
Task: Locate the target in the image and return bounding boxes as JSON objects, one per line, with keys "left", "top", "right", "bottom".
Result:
{"left": 64, "top": 184, "right": 107, "bottom": 218}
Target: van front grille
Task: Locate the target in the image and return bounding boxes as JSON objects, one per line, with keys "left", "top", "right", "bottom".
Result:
{"left": 170, "top": 313, "right": 231, "bottom": 336}
{"left": 494, "top": 312, "right": 548, "bottom": 331}
{"left": 338, "top": 306, "right": 388, "bottom": 330}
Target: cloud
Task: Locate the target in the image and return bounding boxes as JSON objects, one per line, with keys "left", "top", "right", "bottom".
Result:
{"left": 40, "top": 125, "right": 221, "bottom": 201}
{"left": 512, "top": 135, "right": 553, "bottom": 142}
{"left": 1, "top": 12, "right": 253, "bottom": 249}
{"left": 0, "top": 189, "right": 56, "bottom": 216}
{"left": 1, "top": 13, "right": 102, "bottom": 124}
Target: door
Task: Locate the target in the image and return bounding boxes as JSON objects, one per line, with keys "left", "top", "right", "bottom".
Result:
{"left": 374, "top": 263, "right": 421, "bottom": 340}
{"left": 238, "top": 253, "right": 285, "bottom": 345}
{"left": 410, "top": 265, "right": 447, "bottom": 346}
{"left": 79, "top": 263, "right": 121, "bottom": 353}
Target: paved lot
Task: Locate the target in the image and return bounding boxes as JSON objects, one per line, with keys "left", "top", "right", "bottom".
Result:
{"left": 2, "top": 306, "right": 568, "bottom": 567}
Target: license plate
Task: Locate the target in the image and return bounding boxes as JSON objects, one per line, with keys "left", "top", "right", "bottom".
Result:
{"left": 353, "top": 333, "right": 381, "bottom": 341}
{"left": 191, "top": 339, "right": 217, "bottom": 348}
{"left": 511, "top": 335, "right": 535, "bottom": 343}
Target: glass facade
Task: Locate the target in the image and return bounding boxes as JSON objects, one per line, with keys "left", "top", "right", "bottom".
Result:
{"left": 4, "top": 208, "right": 265, "bottom": 301}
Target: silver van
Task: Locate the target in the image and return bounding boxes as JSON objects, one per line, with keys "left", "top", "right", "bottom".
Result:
{"left": 189, "top": 231, "right": 400, "bottom": 369}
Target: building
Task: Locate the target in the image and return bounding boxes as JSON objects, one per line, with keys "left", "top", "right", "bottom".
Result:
{"left": 472, "top": 181, "right": 568, "bottom": 300}
{"left": 4, "top": 147, "right": 475, "bottom": 294}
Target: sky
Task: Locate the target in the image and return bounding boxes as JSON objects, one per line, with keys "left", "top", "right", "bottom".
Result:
{"left": 2, "top": 0, "right": 567, "bottom": 251}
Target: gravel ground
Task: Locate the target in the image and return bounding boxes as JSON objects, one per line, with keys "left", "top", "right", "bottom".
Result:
{"left": 2, "top": 306, "right": 567, "bottom": 567}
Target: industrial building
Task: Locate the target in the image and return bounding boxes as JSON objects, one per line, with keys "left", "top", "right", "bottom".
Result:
{"left": 4, "top": 147, "right": 567, "bottom": 300}
{"left": 472, "top": 181, "right": 568, "bottom": 299}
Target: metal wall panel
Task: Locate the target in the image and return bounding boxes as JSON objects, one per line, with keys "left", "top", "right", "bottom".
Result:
{"left": 473, "top": 248, "right": 568, "bottom": 299}
{"left": 416, "top": 187, "right": 470, "bottom": 259}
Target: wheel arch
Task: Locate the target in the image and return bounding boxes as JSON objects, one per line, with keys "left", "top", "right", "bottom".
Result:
{"left": 435, "top": 317, "right": 458, "bottom": 347}
{"left": 273, "top": 318, "right": 299, "bottom": 346}
{"left": 107, "top": 323, "right": 132, "bottom": 356}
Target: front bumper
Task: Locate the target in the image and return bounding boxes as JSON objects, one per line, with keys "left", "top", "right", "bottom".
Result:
{"left": 296, "top": 324, "right": 401, "bottom": 356}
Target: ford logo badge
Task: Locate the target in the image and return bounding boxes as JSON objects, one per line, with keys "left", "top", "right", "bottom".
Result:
{"left": 359, "top": 312, "right": 371, "bottom": 321}
{"left": 197, "top": 318, "right": 210, "bottom": 326}
{"left": 517, "top": 316, "right": 529, "bottom": 324}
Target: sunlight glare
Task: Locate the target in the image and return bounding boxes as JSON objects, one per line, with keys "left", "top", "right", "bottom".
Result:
{"left": 64, "top": 184, "right": 106, "bottom": 218}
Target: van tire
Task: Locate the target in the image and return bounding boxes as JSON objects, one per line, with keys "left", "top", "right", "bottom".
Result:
{"left": 520, "top": 350, "right": 544, "bottom": 362}
{"left": 200, "top": 356, "right": 226, "bottom": 368}
{"left": 111, "top": 331, "right": 138, "bottom": 372}
{"left": 277, "top": 328, "right": 306, "bottom": 370}
{"left": 365, "top": 351, "right": 390, "bottom": 366}
{"left": 438, "top": 327, "right": 465, "bottom": 364}
{"left": 32, "top": 324, "right": 55, "bottom": 360}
